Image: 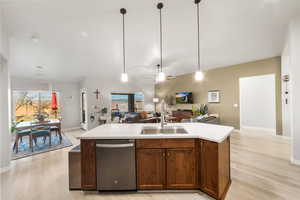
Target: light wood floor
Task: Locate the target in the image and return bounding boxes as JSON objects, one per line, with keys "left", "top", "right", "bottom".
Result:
{"left": 1, "top": 129, "right": 300, "bottom": 200}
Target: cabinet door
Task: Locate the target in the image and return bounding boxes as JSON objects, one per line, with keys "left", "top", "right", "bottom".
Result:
{"left": 136, "top": 149, "right": 165, "bottom": 189}
{"left": 166, "top": 149, "right": 197, "bottom": 189}
{"left": 81, "top": 140, "right": 97, "bottom": 190}
{"left": 200, "top": 140, "right": 219, "bottom": 198}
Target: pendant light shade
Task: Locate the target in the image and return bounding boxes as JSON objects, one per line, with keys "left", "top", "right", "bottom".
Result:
{"left": 157, "top": 71, "right": 166, "bottom": 82}
{"left": 156, "top": 64, "right": 166, "bottom": 83}
{"left": 120, "top": 8, "right": 128, "bottom": 83}
{"left": 195, "top": 70, "right": 204, "bottom": 81}
{"left": 121, "top": 72, "right": 128, "bottom": 82}
{"left": 156, "top": 2, "right": 166, "bottom": 83}
{"left": 194, "top": 0, "right": 204, "bottom": 81}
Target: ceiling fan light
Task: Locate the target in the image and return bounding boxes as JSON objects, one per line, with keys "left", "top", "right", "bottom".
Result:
{"left": 121, "top": 73, "right": 128, "bottom": 82}
{"left": 195, "top": 70, "right": 204, "bottom": 81}
{"left": 157, "top": 71, "right": 166, "bottom": 82}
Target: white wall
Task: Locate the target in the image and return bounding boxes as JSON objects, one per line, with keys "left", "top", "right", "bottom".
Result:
{"left": 0, "top": 7, "right": 8, "bottom": 59}
{"left": 11, "top": 77, "right": 81, "bottom": 130}
{"left": 285, "top": 16, "right": 300, "bottom": 165}
{"left": 281, "top": 43, "right": 292, "bottom": 137}
{"left": 240, "top": 74, "right": 276, "bottom": 134}
{"left": 0, "top": 58, "right": 10, "bottom": 171}
{"left": 80, "top": 76, "right": 155, "bottom": 130}
{"left": 0, "top": 5, "right": 10, "bottom": 172}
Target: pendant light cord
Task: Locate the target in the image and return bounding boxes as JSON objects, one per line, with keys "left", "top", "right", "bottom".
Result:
{"left": 159, "top": 8, "right": 163, "bottom": 72}
{"left": 122, "top": 12, "right": 126, "bottom": 74}
{"left": 196, "top": 2, "right": 200, "bottom": 71}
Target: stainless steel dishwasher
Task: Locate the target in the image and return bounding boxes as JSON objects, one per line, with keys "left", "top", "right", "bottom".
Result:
{"left": 96, "top": 139, "right": 136, "bottom": 191}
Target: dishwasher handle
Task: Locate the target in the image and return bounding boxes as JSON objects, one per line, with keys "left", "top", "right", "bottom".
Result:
{"left": 96, "top": 143, "right": 134, "bottom": 148}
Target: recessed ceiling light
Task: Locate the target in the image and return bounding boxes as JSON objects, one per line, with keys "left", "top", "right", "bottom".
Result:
{"left": 31, "top": 35, "right": 39, "bottom": 43}
{"left": 80, "top": 32, "right": 88, "bottom": 38}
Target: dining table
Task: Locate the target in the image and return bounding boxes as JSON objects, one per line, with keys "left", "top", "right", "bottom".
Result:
{"left": 16, "top": 119, "right": 62, "bottom": 133}
{"left": 14, "top": 119, "right": 62, "bottom": 153}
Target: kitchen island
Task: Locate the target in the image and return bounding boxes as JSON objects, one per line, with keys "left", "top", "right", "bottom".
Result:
{"left": 77, "top": 123, "right": 233, "bottom": 200}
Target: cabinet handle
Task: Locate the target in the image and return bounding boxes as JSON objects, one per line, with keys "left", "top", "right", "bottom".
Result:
{"left": 163, "top": 153, "right": 166, "bottom": 157}
{"left": 167, "top": 152, "right": 170, "bottom": 157}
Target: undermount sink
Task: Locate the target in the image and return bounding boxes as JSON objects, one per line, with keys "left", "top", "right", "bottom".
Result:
{"left": 141, "top": 126, "right": 188, "bottom": 135}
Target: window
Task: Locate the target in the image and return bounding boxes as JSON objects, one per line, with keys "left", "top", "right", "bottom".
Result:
{"left": 110, "top": 93, "right": 145, "bottom": 121}
{"left": 134, "top": 93, "right": 144, "bottom": 112}
{"left": 111, "top": 94, "right": 129, "bottom": 113}
{"left": 13, "top": 91, "right": 60, "bottom": 122}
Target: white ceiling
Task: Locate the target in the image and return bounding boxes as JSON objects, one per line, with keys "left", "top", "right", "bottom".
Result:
{"left": 1, "top": 0, "right": 300, "bottom": 82}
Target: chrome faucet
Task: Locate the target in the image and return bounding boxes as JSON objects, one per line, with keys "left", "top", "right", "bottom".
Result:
{"left": 160, "top": 100, "right": 167, "bottom": 128}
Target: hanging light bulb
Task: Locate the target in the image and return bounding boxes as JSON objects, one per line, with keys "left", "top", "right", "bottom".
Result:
{"left": 194, "top": 0, "right": 204, "bottom": 81}
{"left": 121, "top": 72, "right": 128, "bottom": 82}
{"left": 157, "top": 71, "right": 166, "bottom": 82}
{"left": 155, "top": 64, "right": 165, "bottom": 83}
{"left": 120, "top": 8, "right": 128, "bottom": 83}
{"left": 194, "top": 70, "right": 204, "bottom": 81}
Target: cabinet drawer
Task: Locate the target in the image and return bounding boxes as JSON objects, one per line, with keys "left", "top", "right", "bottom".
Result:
{"left": 163, "top": 139, "right": 195, "bottom": 148}
{"left": 136, "top": 139, "right": 195, "bottom": 149}
{"left": 136, "top": 139, "right": 163, "bottom": 148}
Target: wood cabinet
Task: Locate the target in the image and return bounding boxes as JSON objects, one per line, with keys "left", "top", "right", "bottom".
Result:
{"left": 136, "top": 139, "right": 198, "bottom": 190}
{"left": 136, "top": 149, "right": 165, "bottom": 189}
{"left": 80, "top": 137, "right": 231, "bottom": 200}
{"left": 81, "top": 139, "right": 97, "bottom": 190}
{"left": 199, "top": 137, "right": 231, "bottom": 200}
{"left": 166, "top": 148, "right": 196, "bottom": 189}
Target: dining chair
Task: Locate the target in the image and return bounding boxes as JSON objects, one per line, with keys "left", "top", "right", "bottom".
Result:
{"left": 31, "top": 123, "right": 51, "bottom": 152}
{"left": 50, "top": 118, "right": 62, "bottom": 144}
{"left": 13, "top": 129, "right": 32, "bottom": 153}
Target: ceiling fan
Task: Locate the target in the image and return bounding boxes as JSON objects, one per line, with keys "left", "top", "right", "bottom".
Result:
{"left": 166, "top": 75, "right": 176, "bottom": 80}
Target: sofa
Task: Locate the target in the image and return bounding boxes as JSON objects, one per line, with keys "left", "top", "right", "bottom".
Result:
{"left": 123, "top": 112, "right": 158, "bottom": 123}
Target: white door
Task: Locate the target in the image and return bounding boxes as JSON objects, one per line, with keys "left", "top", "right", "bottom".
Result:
{"left": 239, "top": 74, "right": 276, "bottom": 135}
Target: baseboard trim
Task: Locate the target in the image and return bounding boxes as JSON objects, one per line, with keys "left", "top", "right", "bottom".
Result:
{"left": 62, "top": 127, "right": 81, "bottom": 132}
{"left": 0, "top": 165, "right": 10, "bottom": 174}
{"left": 291, "top": 158, "right": 300, "bottom": 166}
{"left": 240, "top": 126, "right": 276, "bottom": 135}
{"left": 275, "top": 135, "right": 291, "bottom": 140}
{"left": 234, "top": 129, "right": 241, "bottom": 133}
{"left": 239, "top": 127, "right": 291, "bottom": 140}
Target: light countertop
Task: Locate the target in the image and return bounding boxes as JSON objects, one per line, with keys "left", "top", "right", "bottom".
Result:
{"left": 78, "top": 123, "right": 234, "bottom": 143}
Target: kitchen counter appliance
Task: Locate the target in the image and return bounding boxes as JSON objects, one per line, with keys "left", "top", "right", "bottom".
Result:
{"left": 96, "top": 139, "right": 136, "bottom": 191}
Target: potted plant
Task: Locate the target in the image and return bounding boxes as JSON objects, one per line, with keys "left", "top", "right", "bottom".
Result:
{"left": 33, "top": 112, "right": 49, "bottom": 122}
{"left": 101, "top": 107, "right": 108, "bottom": 115}
{"left": 99, "top": 107, "right": 108, "bottom": 120}
{"left": 11, "top": 120, "right": 23, "bottom": 134}
{"left": 98, "top": 107, "right": 108, "bottom": 124}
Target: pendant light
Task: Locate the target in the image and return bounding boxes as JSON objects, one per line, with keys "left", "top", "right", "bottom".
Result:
{"left": 194, "top": 0, "right": 204, "bottom": 81}
{"left": 156, "top": 2, "right": 166, "bottom": 83}
{"left": 120, "top": 8, "right": 128, "bottom": 82}
{"left": 155, "top": 64, "right": 160, "bottom": 83}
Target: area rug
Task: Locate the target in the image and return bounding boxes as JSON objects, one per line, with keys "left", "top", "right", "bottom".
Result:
{"left": 11, "top": 134, "right": 73, "bottom": 160}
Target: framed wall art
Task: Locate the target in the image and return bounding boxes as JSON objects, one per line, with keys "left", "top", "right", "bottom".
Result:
{"left": 208, "top": 90, "right": 220, "bottom": 103}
